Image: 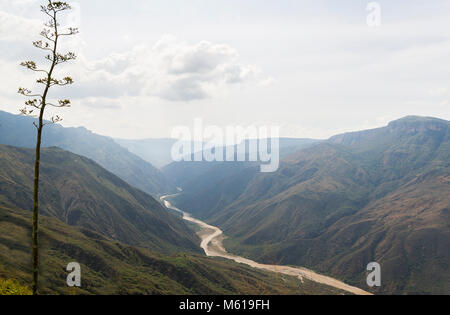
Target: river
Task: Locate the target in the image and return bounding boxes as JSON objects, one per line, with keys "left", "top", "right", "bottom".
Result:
{"left": 160, "top": 195, "right": 372, "bottom": 295}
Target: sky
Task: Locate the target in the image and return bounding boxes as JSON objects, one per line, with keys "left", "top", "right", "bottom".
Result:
{"left": 0, "top": 0, "right": 449, "bottom": 140}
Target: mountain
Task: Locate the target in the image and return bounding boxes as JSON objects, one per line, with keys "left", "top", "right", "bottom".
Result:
{"left": 0, "top": 205, "right": 345, "bottom": 295}
{"left": 163, "top": 138, "right": 318, "bottom": 188}
{"left": 171, "top": 116, "right": 450, "bottom": 294}
{"left": 115, "top": 138, "right": 178, "bottom": 169}
{"left": 0, "top": 144, "right": 198, "bottom": 254}
{"left": 0, "top": 144, "right": 345, "bottom": 295}
{"left": 115, "top": 137, "right": 316, "bottom": 171}
{"left": 115, "top": 138, "right": 206, "bottom": 169}
{"left": 163, "top": 138, "right": 318, "bottom": 217}
{"left": 0, "top": 110, "right": 175, "bottom": 196}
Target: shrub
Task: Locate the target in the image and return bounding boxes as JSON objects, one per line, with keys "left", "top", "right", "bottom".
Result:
{"left": 0, "top": 279, "right": 32, "bottom": 295}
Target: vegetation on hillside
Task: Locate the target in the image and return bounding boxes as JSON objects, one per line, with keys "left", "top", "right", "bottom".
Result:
{"left": 0, "top": 278, "right": 32, "bottom": 295}
{"left": 172, "top": 116, "right": 450, "bottom": 294}
{"left": 0, "top": 205, "right": 344, "bottom": 295}
{"left": 0, "top": 144, "right": 199, "bottom": 254}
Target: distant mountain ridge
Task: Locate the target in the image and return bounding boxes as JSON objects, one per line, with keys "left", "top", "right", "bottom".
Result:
{"left": 116, "top": 137, "right": 319, "bottom": 170}
{"left": 115, "top": 138, "right": 179, "bottom": 169}
{"left": 163, "top": 138, "right": 318, "bottom": 188}
{"left": 115, "top": 138, "right": 204, "bottom": 169}
{"left": 162, "top": 138, "right": 319, "bottom": 218}
{"left": 330, "top": 116, "right": 449, "bottom": 147}
{"left": 0, "top": 110, "right": 176, "bottom": 196}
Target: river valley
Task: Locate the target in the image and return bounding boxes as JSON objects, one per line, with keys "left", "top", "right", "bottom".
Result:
{"left": 160, "top": 195, "right": 372, "bottom": 295}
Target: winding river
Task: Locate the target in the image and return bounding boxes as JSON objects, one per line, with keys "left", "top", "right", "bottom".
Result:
{"left": 160, "top": 195, "right": 372, "bottom": 295}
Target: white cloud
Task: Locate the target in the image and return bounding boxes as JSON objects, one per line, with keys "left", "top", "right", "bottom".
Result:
{"left": 0, "top": 6, "right": 268, "bottom": 104}
{"left": 0, "top": 10, "right": 40, "bottom": 41}
{"left": 1, "top": 1, "right": 449, "bottom": 140}
{"left": 66, "top": 35, "right": 269, "bottom": 102}
{"left": 0, "top": 0, "right": 38, "bottom": 11}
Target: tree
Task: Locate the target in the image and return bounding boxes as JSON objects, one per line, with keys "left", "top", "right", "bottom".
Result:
{"left": 18, "top": 0, "right": 78, "bottom": 295}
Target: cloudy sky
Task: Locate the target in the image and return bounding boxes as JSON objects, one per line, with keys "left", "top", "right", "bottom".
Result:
{"left": 1, "top": 0, "right": 449, "bottom": 139}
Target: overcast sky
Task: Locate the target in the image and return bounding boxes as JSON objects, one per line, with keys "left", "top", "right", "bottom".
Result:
{"left": 1, "top": 0, "right": 449, "bottom": 139}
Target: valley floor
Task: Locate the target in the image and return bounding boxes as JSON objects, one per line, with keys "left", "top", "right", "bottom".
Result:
{"left": 161, "top": 195, "right": 372, "bottom": 296}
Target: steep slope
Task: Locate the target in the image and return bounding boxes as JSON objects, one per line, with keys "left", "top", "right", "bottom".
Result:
{"left": 173, "top": 116, "right": 450, "bottom": 294}
{"left": 0, "top": 110, "right": 175, "bottom": 196}
{"left": 164, "top": 138, "right": 318, "bottom": 217}
{"left": 0, "top": 205, "right": 344, "bottom": 295}
{"left": 0, "top": 144, "right": 198, "bottom": 254}
{"left": 215, "top": 143, "right": 372, "bottom": 241}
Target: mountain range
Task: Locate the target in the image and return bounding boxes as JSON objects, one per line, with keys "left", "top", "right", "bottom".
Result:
{"left": 168, "top": 116, "right": 450, "bottom": 294}
{"left": 0, "top": 140, "right": 341, "bottom": 295}
{"left": 0, "top": 110, "right": 448, "bottom": 295}
{"left": 0, "top": 110, "right": 175, "bottom": 196}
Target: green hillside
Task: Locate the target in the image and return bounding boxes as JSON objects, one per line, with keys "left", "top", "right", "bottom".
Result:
{"left": 0, "top": 278, "right": 32, "bottom": 295}
{"left": 0, "top": 144, "right": 198, "bottom": 254}
{"left": 0, "top": 205, "right": 344, "bottom": 295}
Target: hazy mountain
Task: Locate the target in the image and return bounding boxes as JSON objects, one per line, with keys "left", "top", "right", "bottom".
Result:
{"left": 164, "top": 138, "right": 318, "bottom": 218}
{"left": 115, "top": 138, "right": 207, "bottom": 169}
{"left": 163, "top": 138, "right": 318, "bottom": 189}
{"left": 0, "top": 110, "right": 176, "bottom": 196}
{"left": 0, "top": 144, "right": 198, "bottom": 254}
{"left": 115, "top": 138, "right": 179, "bottom": 169}
{"left": 116, "top": 137, "right": 318, "bottom": 171}
{"left": 171, "top": 116, "right": 450, "bottom": 294}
